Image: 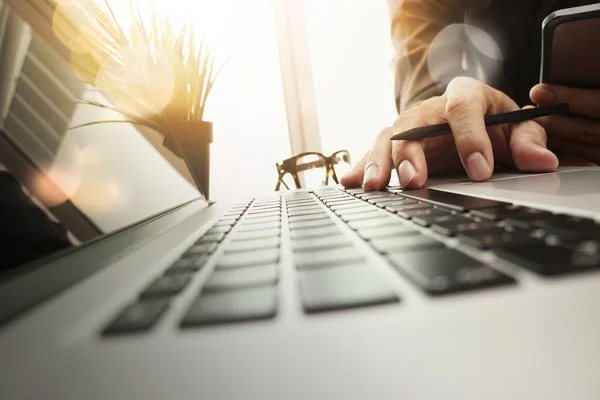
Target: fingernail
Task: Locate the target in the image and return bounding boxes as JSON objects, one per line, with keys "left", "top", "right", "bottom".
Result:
{"left": 466, "top": 152, "right": 490, "bottom": 181}
{"left": 363, "top": 164, "right": 379, "bottom": 185}
{"left": 398, "top": 160, "right": 417, "bottom": 187}
{"left": 534, "top": 145, "right": 560, "bottom": 168}
{"left": 533, "top": 86, "right": 555, "bottom": 104}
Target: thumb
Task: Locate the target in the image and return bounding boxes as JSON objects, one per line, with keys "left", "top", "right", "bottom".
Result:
{"left": 531, "top": 83, "right": 600, "bottom": 118}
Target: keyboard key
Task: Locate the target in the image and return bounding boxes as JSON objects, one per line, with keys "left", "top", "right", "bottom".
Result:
{"left": 370, "top": 235, "right": 443, "bottom": 253}
{"left": 140, "top": 275, "right": 192, "bottom": 298}
{"left": 365, "top": 194, "right": 398, "bottom": 202}
{"left": 357, "top": 224, "right": 419, "bottom": 241}
{"left": 245, "top": 212, "right": 281, "bottom": 219}
{"left": 287, "top": 208, "right": 324, "bottom": 217}
{"left": 428, "top": 217, "right": 492, "bottom": 236}
{"left": 290, "top": 225, "right": 341, "bottom": 239}
{"left": 224, "top": 237, "right": 281, "bottom": 253}
{"left": 396, "top": 207, "right": 452, "bottom": 220}
{"left": 217, "top": 248, "right": 280, "bottom": 269}
{"left": 295, "top": 247, "right": 364, "bottom": 269}
{"left": 318, "top": 194, "right": 351, "bottom": 201}
{"left": 388, "top": 248, "right": 514, "bottom": 295}
{"left": 202, "top": 264, "right": 278, "bottom": 292}
{"left": 496, "top": 243, "right": 600, "bottom": 276}
{"left": 459, "top": 228, "right": 537, "bottom": 249}
{"left": 323, "top": 198, "right": 360, "bottom": 207}
{"left": 413, "top": 213, "right": 472, "bottom": 228}
{"left": 181, "top": 287, "right": 277, "bottom": 327}
{"left": 329, "top": 202, "right": 370, "bottom": 212}
{"left": 185, "top": 242, "right": 218, "bottom": 256}
{"left": 104, "top": 299, "right": 169, "bottom": 335}
{"left": 288, "top": 204, "right": 323, "bottom": 215}
{"left": 247, "top": 206, "right": 281, "bottom": 213}
{"left": 288, "top": 213, "right": 329, "bottom": 223}
{"left": 333, "top": 206, "right": 373, "bottom": 216}
{"left": 237, "top": 221, "right": 281, "bottom": 232}
{"left": 386, "top": 203, "right": 432, "bottom": 213}
{"left": 293, "top": 235, "right": 352, "bottom": 252}
{"left": 340, "top": 211, "right": 385, "bottom": 223}
{"left": 298, "top": 264, "right": 400, "bottom": 313}
{"left": 401, "top": 189, "right": 508, "bottom": 211}
{"left": 347, "top": 216, "right": 402, "bottom": 231}
{"left": 251, "top": 205, "right": 281, "bottom": 211}
{"left": 214, "top": 219, "right": 237, "bottom": 227}
{"left": 355, "top": 193, "right": 396, "bottom": 200}
{"left": 230, "top": 228, "right": 280, "bottom": 241}
{"left": 470, "top": 206, "right": 535, "bottom": 221}
{"left": 367, "top": 197, "right": 409, "bottom": 205}
{"left": 376, "top": 201, "right": 418, "bottom": 210}
{"left": 523, "top": 215, "right": 600, "bottom": 240}
{"left": 371, "top": 198, "right": 417, "bottom": 207}
{"left": 207, "top": 225, "right": 232, "bottom": 235}
{"left": 166, "top": 256, "right": 208, "bottom": 274}
{"left": 289, "top": 219, "right": 336, "bottom": 230}
{"left": 287, "top": 200, "right": 317, "bottom": 207}
{"left": 222, "top": 213, "right": 242, "bottom": 220}
{"left": 196, "top": 232, "right": 226, "bottom": 243}
{"left": 344, "top": 188, "right": 367, "bottom": 195}
{"left": 239, "top": 216, "right": 281, "bottom": 226}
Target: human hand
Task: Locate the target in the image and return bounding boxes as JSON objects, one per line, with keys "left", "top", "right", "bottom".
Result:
{"left": 341, "top": 77, "right": 559, "bottom": 190}
{"left": 530, "top": 83, "right": 600, "bottom": 164}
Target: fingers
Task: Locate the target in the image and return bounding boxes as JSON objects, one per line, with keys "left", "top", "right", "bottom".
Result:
{"left": 391, "top": 140, "right": 428, "bottom": 188}
{"left": 340, "top": 151, "right": 368, "bottom": 188}
{"left": 547, "top": 136, "right": 600, "bottom": 165}
{"left": 443, "top": 77, "right": 495, "bottom": 181}
{"left": 392, "top": 105, "right": 434, "bottom": 189}
{"left": 508, "top": 118, "right": 559, "bottom": 172}
{"left": 530, "top": 83, "right": 600, "bottom": 119}
{"left": 361, "top": 128, "right": 394, "bottom": 191}
{"left": 340, "top": 128, "right": 394, "bottom": 190}
{"left": 536, "top": 114, "right": 600, "bottom": 146}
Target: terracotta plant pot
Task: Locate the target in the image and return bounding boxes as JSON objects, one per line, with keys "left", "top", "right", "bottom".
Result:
{"left": 163, "top": 121, "right": 213, "bottom": 199}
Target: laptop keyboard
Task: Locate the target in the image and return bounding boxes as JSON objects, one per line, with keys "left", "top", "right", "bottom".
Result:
{"left": 102, "top": 187, "right": 600, "bottom": 335}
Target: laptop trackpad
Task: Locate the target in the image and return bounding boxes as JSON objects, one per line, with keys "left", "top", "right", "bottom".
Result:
{"left": 471, "top": 169, "right": 600, "bottom": 196}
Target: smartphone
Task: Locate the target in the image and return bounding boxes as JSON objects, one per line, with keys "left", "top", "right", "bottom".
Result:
{"left": 541, "top": 3, "right": 600, "bottom": 88}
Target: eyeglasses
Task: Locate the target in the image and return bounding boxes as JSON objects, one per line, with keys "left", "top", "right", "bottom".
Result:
{"left": 275, "top": 150, "right": 352, "bottom": 191}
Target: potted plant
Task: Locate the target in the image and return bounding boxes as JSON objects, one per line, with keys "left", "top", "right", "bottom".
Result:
{"left": 53, "top": 0, "right": 235, "bottom": 198}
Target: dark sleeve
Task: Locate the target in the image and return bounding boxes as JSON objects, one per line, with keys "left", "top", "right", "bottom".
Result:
{"left": 390, "top": 0, "right": 466, "bottom": 112}
{"left": 0, "top": 171, "right": 72, "bottom": 271}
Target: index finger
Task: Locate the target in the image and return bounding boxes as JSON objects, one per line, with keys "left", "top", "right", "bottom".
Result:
{"left": 443, "top": 77, "right": 516, "bottom": 181}
{"left": 530, "top": 83, "right": 600, "bottom": 119}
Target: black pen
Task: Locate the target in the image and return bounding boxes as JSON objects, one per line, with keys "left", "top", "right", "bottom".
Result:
{"left": 390, "top": 103, "right": 570, "bottom": 141}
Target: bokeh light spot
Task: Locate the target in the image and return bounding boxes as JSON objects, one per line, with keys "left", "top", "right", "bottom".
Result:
{"left": 428, "top": 23, "right": 503, "bottom": 89}
{"left": 33, "top": 138, "right": 84, "bottom": 207}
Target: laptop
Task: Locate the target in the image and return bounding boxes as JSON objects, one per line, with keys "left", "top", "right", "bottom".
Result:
{"left": 2, "top": 5, "right": 600, "bottom": 400}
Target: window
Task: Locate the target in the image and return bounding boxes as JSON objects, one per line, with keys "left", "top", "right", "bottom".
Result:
{"left": 102, "top": 0, "right": 292, "bottom": 200}
{"left": 201, "top": 0, "right": 291, "bottom": 200}
{"left": 302, "top": 0, "right": 398, "bottom": 164}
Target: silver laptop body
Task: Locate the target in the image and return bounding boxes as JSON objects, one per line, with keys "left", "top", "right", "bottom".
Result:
{"left": 2, "top": 5, "right": 600, "bottom": 400}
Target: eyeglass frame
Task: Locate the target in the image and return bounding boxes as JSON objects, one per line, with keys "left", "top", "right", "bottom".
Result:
{"left": 274, "top": 150, "right": 351, "bottom": 191}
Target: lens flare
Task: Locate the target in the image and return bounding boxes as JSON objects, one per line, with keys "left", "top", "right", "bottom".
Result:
{"left": 32, "top": 138, "right": 84, "bottom": 207}
{"left": 72, "top": 177, "right": 123, "bottom": 216}
{"left": 428, "top": 24, "right": 503, "bottom": 89}
{"left": 95, "top": 45, "right": 177, "bottom": 117}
